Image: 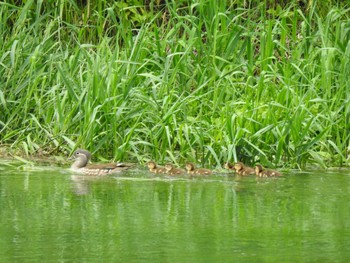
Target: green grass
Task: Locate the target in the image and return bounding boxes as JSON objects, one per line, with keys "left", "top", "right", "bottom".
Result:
{"left": 0, "top": 0, "right": 349, "bottom": 169}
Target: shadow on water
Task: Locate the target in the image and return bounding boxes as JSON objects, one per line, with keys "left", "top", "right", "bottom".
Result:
{"left": 1, "top": 162, "right": 350, "bottom": 262}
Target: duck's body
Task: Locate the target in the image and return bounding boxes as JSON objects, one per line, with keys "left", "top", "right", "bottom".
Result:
{"left": 185, "top": 162, "right": 212, "bottom": 175}
{"left": 255, "top": 164, "right": 281, "bottom": 177}
{"left": 165, "top": 164, "right": 184, "bottom": 175}
{"left": 234, "top": 162, "right": 255, "bottom": 176}
{"left": 70, "top": 149, "right": 131, "bottom": 176}
{"left": 147, "top": 161, "right": 166, "bottom": 174}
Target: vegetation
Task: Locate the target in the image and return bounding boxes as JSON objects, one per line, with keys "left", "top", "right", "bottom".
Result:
{"left": 0, "top": 0, "right": 349, "bottom": 169}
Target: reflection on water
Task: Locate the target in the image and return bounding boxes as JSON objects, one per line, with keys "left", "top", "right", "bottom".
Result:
{"left": 0, "top": 165, "right": 350, "bottom": 262}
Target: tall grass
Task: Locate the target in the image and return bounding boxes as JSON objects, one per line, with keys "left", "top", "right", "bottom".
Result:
{"left": 0, "top": 0, "right": 349, "bottom": 168}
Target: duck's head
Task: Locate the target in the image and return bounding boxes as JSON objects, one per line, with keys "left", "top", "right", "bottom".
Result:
{"left": 70, "top": 149, "right": 92, "bottom": 169}
{"left": 185, "top": 162, "right": 195, "bottom": 171}
{"left": 224, "top": 162, "right": 233, "bottom": 169}
{"left": 165, "top": 163, "right": 174, "bottom": 171}
{"left": 147, "top": 161, "right": 157, "bottom": 169}
{"left": 234, "top": 162, "right": 244, "bottom": 171}
{"left": 255, "top": 164, "right": 263, "bottom": 174}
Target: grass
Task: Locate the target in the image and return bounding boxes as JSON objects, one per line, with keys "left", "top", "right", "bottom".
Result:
{"left": 0, "top": 0, "right": 349, "bottom": 169}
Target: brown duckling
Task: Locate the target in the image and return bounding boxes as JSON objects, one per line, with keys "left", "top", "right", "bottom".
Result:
{"left": 185, "top": 162, "right": 212, "bottom": 175}
{"left": 255, "top": 164, "right": 281, "bottom": 177}
{"left": 147, "top": 161, "right": 166, "bottom": 174}
{"left": 164, "top": 163, "right": 185, "bottom": 175}
{"left": 234, "top": 162, "right": 255, "bottom": 176}
{"left": 70, "top": 149, "right": 132, "bottom": 176}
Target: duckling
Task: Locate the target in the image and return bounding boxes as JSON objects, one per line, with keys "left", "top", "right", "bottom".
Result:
{"left": 223, "top": 162, "right": 235, "bottom": 170}
{"left": 255, "top": 164, "right": 281, "bottom": 177}
{"left": 185, "top": 162, "right": 212, "bottom": 175}
{"left": 164, "top": 163, "right": 185, "bottom": 175}
{"left": 70, "top": 149, "right": 132, "bottom": 176}
{"left": 147, "top": 161, "right": 166, "bottom": 174}
{"left": 234, "top": 162, "right": 255, "bottom": 176}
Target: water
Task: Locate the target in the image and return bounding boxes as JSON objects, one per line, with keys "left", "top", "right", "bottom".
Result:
{"left": 1, "top": 162, "right": 350, "bottom": 262}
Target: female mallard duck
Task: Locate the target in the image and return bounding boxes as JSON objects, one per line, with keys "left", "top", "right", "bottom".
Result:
{"left": 147, "top": 161, "right": 166, "bottom": 174}
{"left": 185, "top": 162, "right": 212, "bottom": 175}
{"left": 234, "top": 162, "right": 255, "bottom": 176}
{"left": 70, "top": 149, "right": 132, "bottom": 176}
{"left": 255, "top": 164, "right": 281, "bottom": 177}
{"left": 164, "top": 163, "right": 184, "bottom": 175}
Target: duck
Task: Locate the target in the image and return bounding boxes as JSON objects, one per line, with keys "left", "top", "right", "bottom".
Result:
{"left": 164, "top": 163, "right": 185, "bottom": 175}
{"left": 185, "top": 162, "right": 212, "bottom": 175}
{"left": 234, "top": 162, "right": 255, "bottom": 176}
{"left": 70, "top": 149, "right": 132, "bottom": 176}
{"left": 255, "top": 164, "right": 281, "bottom": 177}
{"left": 147, "top": 161, "right": 166, "bottom": 174}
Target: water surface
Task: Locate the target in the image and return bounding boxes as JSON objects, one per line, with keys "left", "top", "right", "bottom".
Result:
{"left": 0, "top": 162, "right": 349, "bottom": 262}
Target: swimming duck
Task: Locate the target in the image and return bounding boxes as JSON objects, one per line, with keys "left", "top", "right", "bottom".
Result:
{"left": 147, "top": 161, "right": 166, "bottom": 174}
{"left": 185, "top": 162, "right": 212, "bottom": 175}
{"left": 70, "top": 149, "right": 132, "bottom": 176}
{"left": 164, "top": 163, "right": 185, "bottom": 175}
{"left": 234, "top": 162, "right": 255, "bottom": 176}
{"left": 255, "top": 164, "right": 281, "bottom": 177}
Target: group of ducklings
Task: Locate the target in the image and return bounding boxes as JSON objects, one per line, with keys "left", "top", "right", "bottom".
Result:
{"left": 224, "top": 162, "right": 281, "bottom": 177}
{"left": 147, "top": 161, "right": 212, "bottom": 176}
{"left": 147, "top": 161, "right": 281, "bottom": 177}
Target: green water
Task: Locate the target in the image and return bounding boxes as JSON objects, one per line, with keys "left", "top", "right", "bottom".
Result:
{"left": 0, "top": 163, "right": 349, "bottom": 262}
